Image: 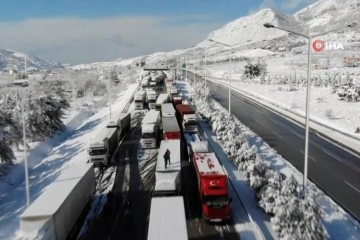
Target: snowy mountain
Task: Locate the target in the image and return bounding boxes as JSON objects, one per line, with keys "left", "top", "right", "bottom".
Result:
{"left": 0, "top": 49, "right": 62, "bottom": 72}
{"left": 295, "top": 0, "right": 360, "bottom": 33}
{"left": 198, "top": 8, "right": 304, "bottom": 48}
{"left": 192, "top": 0, "right": 360, "bottom": 59}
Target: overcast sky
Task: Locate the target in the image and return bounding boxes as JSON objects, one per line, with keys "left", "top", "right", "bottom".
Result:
{"left": 0, "top": 0, "right": 314, "bottom": 64}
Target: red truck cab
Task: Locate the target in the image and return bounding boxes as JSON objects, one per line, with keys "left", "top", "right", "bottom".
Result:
{"left": 192, "top": 151, "right": 231, "bottom": 222}
{"left": 175, "top": 104, "right": 198, "bottom": 133}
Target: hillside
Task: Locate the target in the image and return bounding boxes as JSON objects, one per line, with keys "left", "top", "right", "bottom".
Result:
{"left": 0, "top": 49, "right": 61, "bottom": 72}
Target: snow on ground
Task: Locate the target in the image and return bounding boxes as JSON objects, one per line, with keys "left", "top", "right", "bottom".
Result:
{"left": 0, "top": 83, "right": 138, "bottom": 239}
{"left": 181, "top": 79, "right": 360, "bottom": 239}
{"left": 206, "top": 62, "right": 360, "bottom": 139}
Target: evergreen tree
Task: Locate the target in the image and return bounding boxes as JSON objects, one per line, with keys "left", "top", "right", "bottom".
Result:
{"left": 24, "top": 95, "right": 65, "bottom": 141}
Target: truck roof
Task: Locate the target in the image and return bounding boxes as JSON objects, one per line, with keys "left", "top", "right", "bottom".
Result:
{"left": 162, "top": 117, "right": 180, "bottom": 132}
{"left": 146, "top": 89, "right": 157, "bottom": 95}
{"left": 193, "top": 152, "right": 226, "bottom": 176}
{"left": 90, "top": 126, "right": 118, "bottom": 145}
{"left": 176, "top": 104, "right": 195, "bottom": 114}
{"left": 147, "top": 197, "right": 187, "bottom": 240}
{"left": 156, "top": 93, "right": 169, "bottom": 105}
{"left": 184, "top": 133, "right": 200, "bottom": 143}
{"left": 107, "top": 112, "right": 130, "bottom": 128}
{"left": 142, "top": 123, "right": 155, "bottom": 133}
{"left": 142, "top": 110, "right": 160, "bottom": 125}
{"left": 21, "top": 164, "right": 94, "bottom": 218}
{"left": 135, "top": 90, "right": 145, "bottom": 96}
{"left": 156, "top": 139, "right": 181, "bottom": 172}
{"left": 190, "top": 141, "right": 209, "bottom": 153}
{"left": 161, "top": 103, "right": 175, "bottom": 116}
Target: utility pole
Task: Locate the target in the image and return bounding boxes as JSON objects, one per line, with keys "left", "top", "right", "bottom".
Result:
{"left": 24, "top": 57, "right": 27, "bottom": 78}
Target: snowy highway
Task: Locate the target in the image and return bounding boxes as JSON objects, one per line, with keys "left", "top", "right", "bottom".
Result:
{"left": 80, "top": 88, "right": 243, "bottom": 240}
{"left": 193, "top": 72, "right": 360, "bottom": 221}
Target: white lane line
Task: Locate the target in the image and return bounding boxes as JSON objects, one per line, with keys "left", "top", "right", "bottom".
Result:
{"left": 253, "top": 108, "right": 263, "bottom": 114}
{"left": 291, "top": 130, "right": 304, "bottom": 140}
{"left": 322, "top": 149, "right": 343, "bottom": 163}
{"left": 300, "top": 150, "right": 317, "bottom": 162}
{"left": 269, "top": 118, "right": 280, "bottom": 124}
{"left": 344, "top": 181, "right": 360, "bottom": 194}
{"left": 272, "top": 130, "right": 284, "bottom": 139}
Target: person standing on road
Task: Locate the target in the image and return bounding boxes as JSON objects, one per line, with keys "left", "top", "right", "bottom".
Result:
{"left": 164, "top": 149, "right": 171, "bottom": 169}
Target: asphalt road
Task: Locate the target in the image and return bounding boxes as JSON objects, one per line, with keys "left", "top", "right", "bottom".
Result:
{"left": 187, "top": 72, "right": 360, "bottom": 221}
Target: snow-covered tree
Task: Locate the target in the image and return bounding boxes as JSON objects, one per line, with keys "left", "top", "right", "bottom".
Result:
{"left": 23, "top": 95, "right": 65, "bottom": 141}
{"left": 0, "top": 107, "right": 16, "bottom": 164}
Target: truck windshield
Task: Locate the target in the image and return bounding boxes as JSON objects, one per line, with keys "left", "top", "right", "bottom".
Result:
{"left": 185, "top": 120, "right": 197, "bottom": 126}
{"left": 89, "top": 148, "right": 106, "bottom": 155}
{"left": 203, "top": 195, "right": 229, "bottom": 208}
{"left": 135, "top": 99, "right": 143, "bottom": 103}
{"left": 142, "top": 132, "right": 155, "bottom": 139}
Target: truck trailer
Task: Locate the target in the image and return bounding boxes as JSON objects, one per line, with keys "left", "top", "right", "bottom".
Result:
{"left": 155, "top": 93, "right": 169, "bottom": 112}
{"left": 146, "top": 89, "right": 157, "bottom": 110}
{"left": 176, "top": 104, "right": 198, "bottom": 133}
{"left": 161, "top": 103, "right": 176, "bottom": 118}
{"left": 141, "top": 110, "right": 160, "bottom": 149}
{"left": 154, "top": 139, "right": 181, "bottom": 196}
{"left": 167, "top": 86, "right": 182, "bottom": 105}
{"left": 88, "top": 126, "right": 118, "bottom": 166}
{"left": 106, "top": 112, "right": 131, "bottom": 141}
{"left": 162, "top": 117, "right": 181, "bottom": 140}
{"left": 20, "top": 164, "right": 95, "bottom": 240}
{"left": 141, "top": 78, "right": 149, "bottom": 88}
{"left": 191, "top": 149, "right": 231, "bottom": 222}
{"left": 147, "top": 196, "right": 188, "bottom": 240}
{"left": 134, "top": 90, "right": 146, "bottom": 110}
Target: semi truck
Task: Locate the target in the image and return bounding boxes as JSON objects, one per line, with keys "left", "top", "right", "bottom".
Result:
{"left": 147, "top": 196, "right": 188, "bottom": 240}
{"left": 161, "top": 103, "right": 176, "bottom": 118}
{"left": 146, "top": 89, "right": 157, "bottom": 109}
{"left": 155, "top": 93, "right": 169, "bottom": 112}
{"left": 141, "top": 110, "right": 160, "bottom": 149}
{"left": 134, "top": 90, "right": 146, "bottom": 110}
{"left": 107, "top": 112, "right": 131, "bottom": 141}
{"left": 141, "top": 78, "right": 149, "bottom": 88}
{"left": 162, "top": 117, "right": 181, "bottom": 140}
{"left": 88, "top": 126, "right": 118, "bottom": 166}
{"left": 20, "top": 164, "right": 95, "bottom": 240}
{"left": 191, "top": 149, "right": 231, "bottom": 222}
{"left": 184, "top": 132, "right": 201, "bottom": 160}
{"left": 175, "top": 104, "right": 198, "bottom": 133}
{"left": 166, "top": 85, "right": 182, "bottom": 105}
{"left": 154, "top": 139, "right": 181, "bottom": 196}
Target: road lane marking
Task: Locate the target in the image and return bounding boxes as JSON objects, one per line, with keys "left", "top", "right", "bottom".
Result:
{"left": 270, "top": 118, "right": 280, "bottom": 125}
{"left": 291, "top": 130, "right": 304, "bottom": 140}
{"left": 322, "top": 149, "right": 343, "bottom": 163}
{"left": 344, "top": 181, "right": 360, "bottom": 194}
{"left": 300, "top": 150, "right": 317, "bottom": 162}
{"left": 253, "top": 108, "right": 263, "bottom": 114}
{"left": 272, "top": 130, "right": 284, "bottom": 139}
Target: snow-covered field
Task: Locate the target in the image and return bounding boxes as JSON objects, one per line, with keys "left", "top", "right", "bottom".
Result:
{"left": 0, "top": 82, "right": 138, "bottom": 239}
